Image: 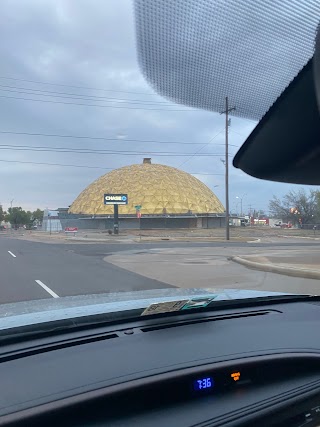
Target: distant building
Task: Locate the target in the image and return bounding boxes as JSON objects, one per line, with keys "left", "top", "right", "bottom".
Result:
{"left": 63, "top": 159, "right": 226, "bottom": 230}
{"left": 42, "top": 209, "right": 62, "bottom": 232}
{"left": 70, "top": 158, "right": 224, "bottom": 215}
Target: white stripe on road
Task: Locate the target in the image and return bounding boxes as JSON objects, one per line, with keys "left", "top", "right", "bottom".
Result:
{"left": 35, "top": 280, "right": 59, "bottom": 298}
{"left": 8, "top": 251, "right": 16, "bottom": 258}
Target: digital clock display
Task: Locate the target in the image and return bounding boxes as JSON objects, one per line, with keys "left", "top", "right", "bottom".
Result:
{"left": 193, "top": 377, "right": 214, "bottom": 391}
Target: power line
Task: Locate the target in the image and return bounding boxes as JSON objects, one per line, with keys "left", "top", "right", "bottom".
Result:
{"left": 0, "top": 75, "right": 157, "bottom": 96}
{"left": 190, "top": 172, "right": 225, "bottom": 176}
{"left": 0, "top": 78, "right": 259, "bottom": 122}
{"left": 0, "top": 130, "right": 240, "bottom": 147}
{"left": 0, "top": 144, "right": 233, "bottom": 157}
{"left": 0, "top": 158, "right": 110, "bottom": 170}
{"left": 0, "top": 93, "right": 199, "bottom": 112}
{"left": 230, "top": 129, "right": 253, "bottom": 137}
{"left": 0, "top": 86, "right": 174, "bottom": 106}
{"left": 179, "top": 130, "right": 225, "bottom": 167}
{"left": 0, "top": 157, "right": 226, "bottom": 175}
{"left": 0, "top": 83, "right": 170, "bottom": 103}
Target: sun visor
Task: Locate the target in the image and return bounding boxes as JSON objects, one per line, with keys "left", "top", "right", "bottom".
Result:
{"left": 233, "top": 58, "right": 320, "bottom": 184}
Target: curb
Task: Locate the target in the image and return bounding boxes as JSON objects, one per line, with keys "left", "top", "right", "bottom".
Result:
{"left": 247, "top": 238, "right": 261, "bottom": 244}
{"left": 232, "top": 256, "right": 320, "bottom": 280}
{"left": 279, "top": 234, "right": 320, "bottom": 241}
{"left": 67, "top": 238, "right": 136, "bottom": 243}
{"left": 132, "top": 237, "right": 261, "bottom": 243}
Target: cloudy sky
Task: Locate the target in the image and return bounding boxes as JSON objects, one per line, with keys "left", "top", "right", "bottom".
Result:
{"left": 0, "top": 0, "right": 313, "bottom": 214}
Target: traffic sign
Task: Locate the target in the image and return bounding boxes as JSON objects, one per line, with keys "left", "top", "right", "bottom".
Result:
{"left": 65, "top": 227, "right": 78, "bottom": 233}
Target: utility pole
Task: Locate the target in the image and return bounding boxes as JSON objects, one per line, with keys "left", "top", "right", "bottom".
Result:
{"left": 220, "top": 97, "right": 235, "bottom": 240}
{"left": 10, "top": 199, "right": 14, "bottom": 232}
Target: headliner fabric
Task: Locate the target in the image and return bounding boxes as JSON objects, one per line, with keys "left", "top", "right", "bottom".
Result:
{"left": 134, "top": 0, "right": 320, "bottom": 121}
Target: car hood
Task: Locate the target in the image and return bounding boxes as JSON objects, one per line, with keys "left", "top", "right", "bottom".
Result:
{"left": 0, "top": 288, "right": 296, "bottom": 331}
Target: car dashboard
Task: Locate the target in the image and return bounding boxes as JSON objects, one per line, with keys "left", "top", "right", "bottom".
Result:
{"left": 2, "top": 298, "right": 320, "bottom": 426}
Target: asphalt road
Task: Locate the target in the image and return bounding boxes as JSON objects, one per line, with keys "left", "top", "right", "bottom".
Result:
{"left": 1, "top": 235, "right": 320, "bottom": 304}
{"left": 0, "top": 237, "right": 173, "bottom": 304}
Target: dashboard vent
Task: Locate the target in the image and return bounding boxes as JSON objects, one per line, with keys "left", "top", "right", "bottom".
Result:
{"left": 141, "top": 310, "right": 275, "bottom": 333}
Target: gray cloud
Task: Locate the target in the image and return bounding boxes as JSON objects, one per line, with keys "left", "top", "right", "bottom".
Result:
{"left": 0, "top": 0, "right": 310, "bottom": 213}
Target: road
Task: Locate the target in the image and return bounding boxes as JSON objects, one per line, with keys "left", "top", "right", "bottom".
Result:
{"left": 1, "top": 234, "right": 320, "bottom": 304}
{"left": 0, "top": 237, "right": 172, "bottom": 304}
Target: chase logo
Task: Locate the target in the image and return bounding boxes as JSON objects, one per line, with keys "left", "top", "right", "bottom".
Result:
{"left": 105, "top": 195, "right": 121, "bottom": 201}
{"left": 104, "top": 194, "right": 128, "bottom": 205}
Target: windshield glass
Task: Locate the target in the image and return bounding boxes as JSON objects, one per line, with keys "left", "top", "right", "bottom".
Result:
{"left": 0, "top": 0, "right": 319, "bottom": 326}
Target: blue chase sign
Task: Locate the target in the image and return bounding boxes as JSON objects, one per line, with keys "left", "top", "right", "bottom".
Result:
{"left": 104, "top": 194, "right": 128, "bottom": 205}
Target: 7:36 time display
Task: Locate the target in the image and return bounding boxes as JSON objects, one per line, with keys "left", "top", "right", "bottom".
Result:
{"left": 193, "top": 377, "right": 214, "bottom": 391}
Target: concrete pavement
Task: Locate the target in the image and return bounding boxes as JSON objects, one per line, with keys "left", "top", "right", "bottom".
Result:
{"left": 105, "top": 242, "right": 320, "bottom": 295}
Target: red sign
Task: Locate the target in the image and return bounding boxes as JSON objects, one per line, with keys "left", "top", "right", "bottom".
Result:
{"left": 65, "top": 227, "right": 78, "bottom": 232}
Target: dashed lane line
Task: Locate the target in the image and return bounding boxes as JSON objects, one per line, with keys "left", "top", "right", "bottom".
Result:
{"left": 35, "top": 280, "right": 59, "bottom": 298}
{"left": 8, "top": 251, "right": 16, "bottom": 258}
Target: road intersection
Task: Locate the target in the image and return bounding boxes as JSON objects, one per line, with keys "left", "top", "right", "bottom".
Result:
{"left": 0, "top": 233, "right": 319, "bottom": 304}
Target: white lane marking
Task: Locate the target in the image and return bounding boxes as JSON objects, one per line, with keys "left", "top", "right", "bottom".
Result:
{"left": 8, "top": 251, "right": 16, "bottom": 258}
{"left": 35, "top": 280, "right": 59, "bottom": 298}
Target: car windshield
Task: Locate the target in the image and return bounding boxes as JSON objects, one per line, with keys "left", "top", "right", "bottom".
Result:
{"left": 0, "top": 0, "right": 320, "bottom": 327}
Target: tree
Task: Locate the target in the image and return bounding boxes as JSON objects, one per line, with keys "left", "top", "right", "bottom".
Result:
{"left": 32, "top": 209, "right": 44, "bottom": 222}
{"left": 269, "top": 189, "right": 319, "bottom": 225}
{"left": 5, "top": 207, "right": 32, "bottom": 228}
{"left": 0, "top": 205, "right": 5, "bottom": 223}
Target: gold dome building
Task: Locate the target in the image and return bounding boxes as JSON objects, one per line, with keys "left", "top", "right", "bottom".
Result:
{"left": 69, "top": 159, "right": 224, "bottom": 216}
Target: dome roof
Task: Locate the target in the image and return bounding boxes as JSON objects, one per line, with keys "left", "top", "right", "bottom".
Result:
{"left": 69, "top": 160, "right": 224, "bottom": 215}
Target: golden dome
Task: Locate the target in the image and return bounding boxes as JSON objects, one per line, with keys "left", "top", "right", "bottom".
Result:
{"left": 69, "top": 160, "right": 224, "bottom": 215}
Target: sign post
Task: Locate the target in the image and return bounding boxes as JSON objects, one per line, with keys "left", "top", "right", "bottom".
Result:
{"left": 135, "top": 205, "right": 142, "bottom": 241}
{"left": 48, "top": 212, "right": 51, "bottom": 235}
{"left": 113, "top": 204, "right": 119, "bottom": 234}
{"left": 104, "top": 194, "right": 128, "bottom": 235}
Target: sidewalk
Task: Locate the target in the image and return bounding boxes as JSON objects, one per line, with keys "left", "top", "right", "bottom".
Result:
{"left": 232, "top": 251, "right": 320, "bottom": 279}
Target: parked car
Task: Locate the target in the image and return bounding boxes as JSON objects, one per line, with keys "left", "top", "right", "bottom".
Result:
{"left": 280, "top": 223, "right": 293, "bottom": 228}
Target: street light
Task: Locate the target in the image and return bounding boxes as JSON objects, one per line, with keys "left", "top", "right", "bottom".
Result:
{"left": 236, "top": 193, "right": 247, "bottom": 217}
